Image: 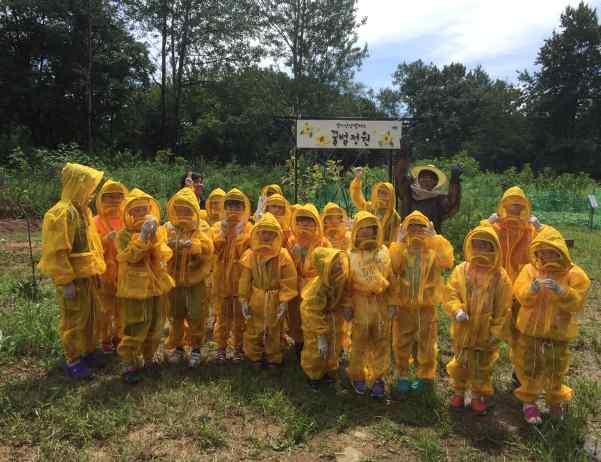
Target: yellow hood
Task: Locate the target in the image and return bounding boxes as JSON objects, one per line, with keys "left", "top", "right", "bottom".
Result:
{"left": 497, "top": 186, "right": 531, "bottom": 223}
{"left": 224, "top": 188, "right": 251, "bottom": 222}
{"left": 250, "top": 212, "right": 282, "bottom": 257}
{"left": 528, "top": 225, "right": 573, "bottom": 272}
{"left": 95, "top": 179, "right": 128, "bottom": 217}
{"left": 311, "top": 247, "right": 348, "bottom": 288}
{"left": 167, "top": 187, "right": 202, "bottom": 230}
{"left": 206, "top": 187, "right": 226, "bottom": 219}
{"left": 370, "top": 181, "right": 396, "bottom": 215}
{"left": 351, "top": 211, "right": 383, "bottom": 250}
{"left": 261, "top": 184, "right": 283, "bottom": 197}
{"left": 321, "top": 202, "right": 348, "bottom": 222}
{"left": 265, "top": 193, "right": 292, "bottom": 230}
{"left": 400, "top": 210, "right": 431, "bottom": 233}
{"left": 292, "top": 203, "right": 324, "bottom": 239}
{"left": 463, "top": 222, "right": 501, "bottom": 269}
{"left": 60, "top": 162, "right": 104, "bottom": 206}
{"left": 122, "top": 188, "right": 161, "bottom": 231}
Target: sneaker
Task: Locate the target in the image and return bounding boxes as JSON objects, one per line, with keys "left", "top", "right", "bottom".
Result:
{"left": 322, "top": 373, "right": 337, "bottom": 385}
{"left": 232, "top": 348, "right": 244, "bottom": 363}
{"left": 215, "top": 348, "right": 227, "bottom": 363}
{"left": 295, "top": 342, "right": 304, "bottom": 362}
{"left": 352, "top": 380, "right": 367, "bottom": 395}
{"left": 65, "top": 360, "right": 93, "bottom": 380}
{"left": 411, "top": 379, "right": 432, "bottom": 393}
{"left": 307, "top": 379, "right": 321, "bottom": 392}
{"left": 370, "top": 380, "right": 385, "bottom": 399}
{"left": 471, "top": 397, "right": 487, "bottom": 415}
{"left": 101, "top": 342, "right": 115, "bottom": 354}
{"left": 450, "top": 394, "right": 465, "bottom": 409}
{"left": 168, "top": 347, "right": 185, "bottom": 364}
{"left": 395, "top": 378, "right": 412, "bottom": 394}
{"left": 523, "top": 404, "right": 542, "bottom": 425}
{"left": 549, "top": 404, "right": 564, "bottom": 421}
{"left": 122, "top": 367, "right": 142, "bottom": 385}
{"left": 189, "top": 349, "right": 202, "bottom": 368}
{"left": 82, "top": 351, "right": 107, "bottom": 369}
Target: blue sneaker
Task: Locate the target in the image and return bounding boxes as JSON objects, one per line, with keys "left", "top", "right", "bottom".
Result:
{"left": 411, "top": 379, "right": 433, "bottom": 393}
{"left": 65, "top": 360, "right": 93, "bottom": 380}
{"left": 122, "top": 367, "right": 142, "bottom": 385}
{"left": 82, "top": 351, "right": 107, "bottom": 369}
{"left": 352, "top": 380, "right": 367, "bottom": 395}
{"left": 395, "top": 378, "right": 412, "bottom": 394}
{"left": 370, "top": 380, "right": 385, "bottom": 399}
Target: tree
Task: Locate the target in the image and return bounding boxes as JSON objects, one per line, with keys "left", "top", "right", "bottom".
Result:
{"left": 258, "top": 0, "right": 368, "bottom": 115}
{"left": 520, "top": 2, "right": 601, "bottom": 174}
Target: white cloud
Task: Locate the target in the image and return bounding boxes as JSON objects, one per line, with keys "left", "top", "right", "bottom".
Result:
{"left": 357, "top": 0, "right": 598, "bottom": 64}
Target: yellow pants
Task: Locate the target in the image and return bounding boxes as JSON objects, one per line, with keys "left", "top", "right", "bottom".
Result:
{"left": 95, "top": 288, "right": 123, "bottom": 345}
{"left": 302, "top": 312, "right": 340, "bottom": 380}
{"left": 286, "top": 297, "right": 303, "bottom": 344}
{"left": 213, "top": 296, "right": 244, "bottom": 350}
{"left": 165, "top": 283, "right": 209, "bottom": 350}
{"left": 347, "top": 294, "right": 391, "bottom": 383}
{"left": 335, "top": 311, "right": 351, "bottom": 355}
{"left": 393, "top": 305, "right": 437, "bottom": 380}
{"left": 243, "top": 304, "right": 284, "bottom": 364}
{"left": 118, "top": 296, "right": 165, "bottom": 367}
{"left": 57, "top": 278, "right": 98, "bottom": 363}
{"left": 513, "top": 334, "right": 573, "bottom": 405}
{"left": 447, "top": 347, "right": 499, "bottom": 396}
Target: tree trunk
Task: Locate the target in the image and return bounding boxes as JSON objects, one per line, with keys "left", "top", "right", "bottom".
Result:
{"left": 160, "top": 0, "right": 168, "bottom": 148}
{"left": 86, "top": 0, "right": 94, "bottom": 153}
{"left": 173, "top": 0, "right": 192, "bottom": 152}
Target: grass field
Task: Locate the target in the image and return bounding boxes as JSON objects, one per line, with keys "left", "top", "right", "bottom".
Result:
{"left": 1, "top": 221, "right": 601, "bottom": 461}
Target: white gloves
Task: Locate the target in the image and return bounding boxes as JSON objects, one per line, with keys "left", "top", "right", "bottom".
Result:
{"left": 529, "top": 215, "right": 543, "bottom": 230}
{"left": 317, "top": 335, "right": 328, "bottom": 360}
{"left": 241, "top": 302, "right": 251, "bottom": 320}
{"left": 342, "top": 307, "right": 353, "bottom": 321}
{"left": 455, "top": 309, "right": 469, "bottom": 322}
{"left": 140, "top": 218, "right": 157, "bottom": 241}
{"left": 397, "top": 228, "right": 407, "bottom": 242}
{"left": 388, "top": 305, "right": 399, "bottom": 319}
{"left": 542, "top": 278, "right": 564, "bottom": 295}
{"left": 63, "top": 282, "right": 76, "bottom": 300}
{"left": 277, "top": 302, "right": 288, "bottom": 321}
{"left": 181, "top": 239, "right": 192, "bottom": 248}
{"left": 488, "top": 213, "right": 499, "bottom": 224}
{"left": 530, "top": 279, "right": 541, "bottom": 294}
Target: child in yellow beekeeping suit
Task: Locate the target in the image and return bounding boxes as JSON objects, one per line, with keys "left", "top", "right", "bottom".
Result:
{"left": 321, "top": 202, "right": 352, "bottom": 358}
{"left": 343, "top": 211, "right": 398, "bottom": 398}
{"left": 286, "top": 204, "right": 331, "bottom": 357}
{"left": 264, "top": 193, "right": 293, "bottom": 248}
{"left": 444, "top": 223, "right": 513, "bottom": 414}
{"left": 390, "top": 211, "right": 453, "bottom": 394}
{"left": 211, "top": 188, "right": 253, "bottom": 363}
{"left": 301, "top": 247, "right": 349, "bottom": 391}
{"left": 204, "top": 187, "right": 226, "bottom": 225}
{"left": 93, "top": 179, "right": 128, "bottom": 354}
{"left": 116, "top": 188, "right": 174, "bottom": 384}
{"left": 39, "top": 163, "right": 106, "bottom": 379}
{"left": 239, "top": 213, "right": 298, "bottom": 368}
{"left": 254, "top": 184, "right": 284, "bottom": 222}
{"left": 350, "top": 167, "right": 401, "bottom": 245}
{"left": 512, "top": 226, "right": 590, "bottom": 424}
{"left": 164, "top": 187, "right": 214, "bottom": 367}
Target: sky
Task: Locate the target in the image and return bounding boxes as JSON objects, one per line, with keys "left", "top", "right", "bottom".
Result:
{"left": 355, "top": 0, "right": 601, "bottom": 90}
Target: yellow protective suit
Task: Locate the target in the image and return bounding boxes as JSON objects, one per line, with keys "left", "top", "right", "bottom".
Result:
{"left": 350, "top": 177, "right": 401, "bottom": 245}
{"left": 512, "top": 226, "right": 590, "bottom": 405}
{"left": 301, "top": 248, "right": 349, "bottom": 380}
{"left": 343, "top": 212, "right": 396, "bottom": 384}
{"left": 390, "top": 211, "right": 453, "bottom": 380}
{"left": 39, "top": 163, "right": 105, "bottom": 363}
{"left": 265, "top": 193, "right": 293, "bottom": 248}
{"left": 286, "top": 204, "right": 331, "bottom": 345}
{"left": 321, "top": 202, "right": 352, "bottom": 353}
{"left": 164, "top": 188, "right": 214, "bottom": 351}
{"left": 93, "top": 179, "right": 128, "bottom": 348}
{"left": 239, "top": 213, "right": 298, "bottom": 364}
{"left": 254, "top": 184, "right": 284, "bottom": 222}
{"left": 205, "top": 188, "right": 226, "bottom": 225}
{"left": 444, "top": 224, "right": 513, "bottom": 396}
{"left": 211, "top": 188, "right": 253, "bottom": 351}
{"left": 116, "top": 188, "right": 174, "bottom": 367}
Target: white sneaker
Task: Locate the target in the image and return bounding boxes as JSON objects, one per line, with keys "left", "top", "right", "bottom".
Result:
{"left": 168, "top": 348, "right": 185, "bottom": 364}
{"left": 189, "top": 350, "right": 202, "bottom": 368}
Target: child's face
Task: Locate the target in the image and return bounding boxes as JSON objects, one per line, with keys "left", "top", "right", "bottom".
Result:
{"left": 266, "top": 204, "right": 285, "bottom": 217}
{"left": 408, "top": 223, "right": 427, "bottom": 236}
{"left": 536, "top": 247, "right": 561, "bottom": 263}
{"left": 129, "top": 205, "right": 149, "bottom": 220}
{"left": 324, "top": 214, "right": 343, "bottom": 226}
{"left": 174, "top": 204, "right": 194, "bottom": 219}
{"left": 296, "top": 216, "right": 316, "bottom": 230}
{"left": 225, "top": 200, "right": 244, "bottom": 212}
{"left": 258, "top": 229, "right": 277, "bottom": 244}
{"left": 472, "top": 239, "right": 494, "bottom": 253}
{"left": 356, "top": 226, "right": 376, "bottom": 240}
{"left": 418, "top": 171, "right": 437, "bottom": 191}
{"left": 102, "top": 191, "right": 124, "bottom": 206}
{"left": 505, "top": 201, "right": 525, "bottom": 216}
{"left": 209, "top": 198, "right": 223, "bottom": 211}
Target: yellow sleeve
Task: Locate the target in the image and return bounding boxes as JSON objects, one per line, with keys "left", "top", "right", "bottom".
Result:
{"left": 513, "top": 265, "right": 538, "bottom": 307}
{"left": 191, "top": 229, "right": 214, "bottom": 257}
{"left": 300, "top": 281, "right": 329, "bottom": 336}
{"left": 153, "top": 226, "right": 173, "bottom": 263}
{"left": 350, "top": 176, "right": 369, "bottom": 211}
{"left": 433, "top": 235, "right": 454, "bottom": 269}
{"left": 38, "top": 205, "right": 77, "bottom": 285}
{"left": 116, "top": 229, "right": 152, "bottom": 264}
{"left": 279, "top": 250, "right": 298, "bottom": 303}
{"left": 555, "top": 266, "right": 591, "bottom": 313}
{"left": 238, "top": 265, "right": 252, "bottom": 302}
{"left": 383, "top": 250, "right": 399, "bottom": 306}
{"left": 444, "top": 265, "right": 465, "bottom": 318}
{"left": 491, "top": 269, "right": 513, "bottom": 338}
